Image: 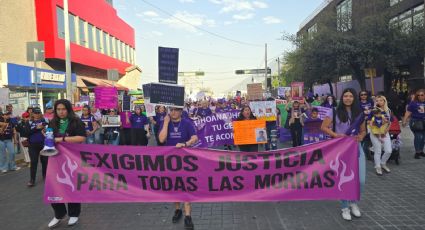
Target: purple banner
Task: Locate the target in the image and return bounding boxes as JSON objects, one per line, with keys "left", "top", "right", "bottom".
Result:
{"left": 94, "top": 87, "right": 118, "bottom": 109}
{"left": 192, "top": 110, "right": 239, "bottom": 148}
{"left": 44, "top": 137, "right": 359, "bottom": 203}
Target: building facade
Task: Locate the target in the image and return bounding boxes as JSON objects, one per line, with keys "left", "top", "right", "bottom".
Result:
{"left": 0, "top": 0, "right": 137, "bottom": 113}
{"left": 298, "top": 0, "right": 424, "bottom": 92}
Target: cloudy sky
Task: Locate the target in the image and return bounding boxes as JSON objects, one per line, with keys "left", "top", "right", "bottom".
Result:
{"left": 115, "top": 0, "right": 323, "bottom": 97}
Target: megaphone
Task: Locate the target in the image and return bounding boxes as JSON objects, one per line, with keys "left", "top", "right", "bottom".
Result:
{"left": 40, "top": 127, "right": 59, "bottom": 156}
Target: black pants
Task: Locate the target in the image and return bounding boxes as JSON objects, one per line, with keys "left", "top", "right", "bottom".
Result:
{"left": 120, "top": 128, "right": 132, "bottom": 145}
{"left": 238, "top": 144, "right": 259, "bottom": 152}
{"left": 290, "top": 125, "right": 303, "bottom": 147}
{"left": 131, "top": 128, "right": 148, "bottom": 146}
{"left": 154, "top": 127, "right": 165, "bottom": 146}
{"left": 51, "top": 203, "right": 81, "bottom": 218}
{"left": 28, "top": 143, "right": 48, "bottom": 182}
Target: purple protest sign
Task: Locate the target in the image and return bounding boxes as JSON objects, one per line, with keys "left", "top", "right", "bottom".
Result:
{"left": 44, "top": 137, "right": 359, "bottom": 203}
{"left": 94, "top": 87, "right": 118, "bottom": 109}
{"left": 303, "top": 119, "right": 329, "bottom": 144}
{"left": 192, "top": 110, "right": 239, "bottom": 148}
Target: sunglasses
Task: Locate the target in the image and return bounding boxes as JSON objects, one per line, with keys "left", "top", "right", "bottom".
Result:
{"left": 360, "top": 94, "right": 367, "bottom": 96}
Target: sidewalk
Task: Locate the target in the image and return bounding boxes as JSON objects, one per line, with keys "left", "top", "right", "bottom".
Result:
{"left": 1, "top": 127, "right": 425, "bottom": 230}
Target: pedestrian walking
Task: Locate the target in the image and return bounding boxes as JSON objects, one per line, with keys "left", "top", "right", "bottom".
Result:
{"left": 369, "top": 95, "right": 392, "bottom": 175}
{"left": 26, "top": 107, "right": 48, "bottom": 187}
{"left": 47, "top": 99, "right": 86, "bottom": 228}
{"left": 235, "top": 105, "right": 259, "bottom": 152}
{"left": 0, "top": 111, "right": 20, "bottom": 174}
{"left": 321, "top": 88, "right": 366, "bottom": 221}
{"left": 402, "top": 88, "right": 425, "bottom": 159}
{"left": 158, "top": 107, "right": 198, "bottom": 230}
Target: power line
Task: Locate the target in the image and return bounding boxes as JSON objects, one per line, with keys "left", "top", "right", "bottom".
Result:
{"left": 140, "top": 0, "right": 263, "bottom": 48}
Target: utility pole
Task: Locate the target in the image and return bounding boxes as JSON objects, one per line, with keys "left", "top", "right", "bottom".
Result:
{"left": 64, "top": 0, "right": 73, "bottom": 103}
{"left": 277, "top": 57, "right": 281, "bottom": 86}
{"left": 265, "top": 43, "right": 268, "bottom": 91}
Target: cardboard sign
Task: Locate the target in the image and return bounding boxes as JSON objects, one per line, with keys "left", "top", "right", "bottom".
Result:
{"left": 278, "top": 87, "right": 291, "bottom": 97}
{"left": 249, "top": 101, "right": 277, "bottom": 121}
{"left": 247, "top": 83, "right": 263, "bottom": 101}
{"left": 145, "top": 103, "right": 156, "bottom": 117}
{"left": 94, "top": 87, "right": 118, "bottom": 109}
{"left": 149, "top": 83, "right": 185, "bottom": 107}
{"left": 158, "top": 47, "right": 179, "bottom": 84}
{"left": 101, "top": 115, "right": 121, "bottom": 127}
{"left": 233, "top": 120, "right": 267, "bottom": 145}
{"left": 291, "top": 82, "right": 304, "bottom": 100}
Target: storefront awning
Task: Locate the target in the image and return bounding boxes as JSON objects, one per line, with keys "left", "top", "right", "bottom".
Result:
{"left": 77, "top": 76, "right": 128, "bottom": 91}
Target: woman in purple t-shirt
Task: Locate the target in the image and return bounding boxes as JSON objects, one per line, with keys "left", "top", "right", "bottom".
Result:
{"left": 127, "top": 106, "right": 149, "bottom": 146}
{"left": 321, "top": 88, "right": 366, "bottom": 222}
{"left": 402, "top": 88, "right": 425, "bottom": 159}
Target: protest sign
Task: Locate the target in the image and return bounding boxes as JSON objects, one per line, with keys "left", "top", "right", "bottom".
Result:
{"left": 247, "top": 83, "right": 263, "bottom": 101}
{"left": 303, "top": 120, "right": 328, "bottom": 144}
{"left": 148, "top": 83, "right": 185, "bottom": 107}
{"left": 101, "top": 115, "right": 121, "bottom": 127}
{"left": 94, "top": 87, "right": 118, "bottom": 109}
{"left": 291, "top": 82, "right": 304, "bottom": 100}
{"left": 233, "top": 120, "right": 267, "bottom": 145}
{"left": 158, "top": 47, "right": 179, "bottom": 84}
{"left": 249, "top": 101, "right": 277, "bottom": 121}
{"left": 278, "top": 87, "right": 291, "bottom": 97}
{"left": 192, "top": 110, "right": 239, "bottom": 148}
{"left": 44, "top": 137, "right": 359, "bottom": 203}
{"left": 122, "top": 94, "right": 131, "bottom": 111}
{"left": 275, "top": 99, "right": 288, "bottom": 105}
{"left": 145, "top": 103, "right": 156, "bottom": 117}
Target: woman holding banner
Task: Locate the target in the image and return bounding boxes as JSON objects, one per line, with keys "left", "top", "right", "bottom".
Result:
{"left": 321, "top": 88, "right": 366, "bottom": 221}
{"left": 235, "top": 105, "right": 259, "bottom": 152}
{"left": 159, "top": 107, "right": 198, "bottom": 230}
{"left": 47, "top": 99, "right": 86, "bottom": 228}
{"left": 127, "top": 106, "right": 149, "bottom": 146}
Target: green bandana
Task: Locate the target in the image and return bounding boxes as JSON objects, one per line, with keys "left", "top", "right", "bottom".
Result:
{"left": 59, "top": 118, "right": 69, "bottom": 135}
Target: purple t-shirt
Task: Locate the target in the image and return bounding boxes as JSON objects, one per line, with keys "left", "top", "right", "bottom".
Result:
{"left": 334, "top": 111, "right": 362, "bottom": 136}
{"left": 130, "top": 114, "right": 148, "bottom": 129}
{"left": 161, "top": 119, "right": 196, "bottom": 146}
{"left": 407, "top": 101, "right": 425, "bottom": 120}
{"left": 80, "top": 115, "right": 95, "bottom": 131}
{"left": 195, "top": 108, "right": 212, "bottom": 118}
{"left": 153, "top": 112, "right": 166, "bottom": 129}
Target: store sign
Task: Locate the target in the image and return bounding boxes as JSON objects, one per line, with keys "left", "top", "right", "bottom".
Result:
{"left": 9, "top": 92, "right": 27, "bottom": 99}
{"left": 32, "top": 71, "right": 65, "bottom": 84}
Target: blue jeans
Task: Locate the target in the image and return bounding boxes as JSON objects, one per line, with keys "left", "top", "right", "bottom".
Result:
{"left": 410, "top": 120, "right": 425, "bottom": 152}
{"left": 341, "top": 143, "right": 366, "bottom": 209}
{"left": 105, "top": 134, "right": 120, "bottom": 146}
{"left": 0, "top": 139, "right": 17, "bottom": 171}
{"left": 86, "top": 134, "right": 95, "bottom": 144}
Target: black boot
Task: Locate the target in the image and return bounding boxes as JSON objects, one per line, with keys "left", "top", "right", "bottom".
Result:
{"left": 184, "top": 216, "right": 194, "bottom": 230}
{"left": 172, "top": 209, "right": 182, "bottom": 223}
{"left": 420, "top": 152, "right": 425, "bottom": 157}
{"left": 414, "top": 153, "right": 421, "bottom": 159}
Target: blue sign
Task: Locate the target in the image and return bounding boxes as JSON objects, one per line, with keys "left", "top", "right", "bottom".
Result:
{"left": 5, "top": 63, "right": 76, "bottom": 89}
{"left": 158, "top": 47, "right": 179, "bottom": 84}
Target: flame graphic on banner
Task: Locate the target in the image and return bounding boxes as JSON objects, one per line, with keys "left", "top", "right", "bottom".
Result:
{"left": 56, "top": 155, "right": 78, "bottom": 192}
{"left": 330, "top": 153, "right": 355, "bottom": 191}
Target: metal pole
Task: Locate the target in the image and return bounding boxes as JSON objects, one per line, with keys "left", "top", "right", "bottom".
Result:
{"left": 33, "top": 48, "right": 38, "bottom": 107}
{"left": 277, "top": 57, "right": 281, "bottom": 86}
{"left": 64, "top": 0, "right": 73, "bottom": 103}
{"left": 265, "top": 43, "right": 268, "bottom": 91}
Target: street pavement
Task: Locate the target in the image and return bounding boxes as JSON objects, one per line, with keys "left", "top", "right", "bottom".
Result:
{"left": 1, "top": 127, "right": 425, "bottom": 230}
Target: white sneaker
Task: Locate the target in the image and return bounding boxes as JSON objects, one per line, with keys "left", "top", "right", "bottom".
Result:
{"left": 48, "top": 217, "right": 61, "bottom": 228}
{"left": 341, "top": 208, "right": 352, "bottom": 221}
{"left": 350, "top": 203, "right": 361, "bottom": 217}
{"left": 68, "top": 217, "right": 79, "bottom": 226}
{"left": 375, "top": 167, "right": 383, "bottom": 176}
{"left": 12, "top": 167, "right": 21, "bottom": 171}
{"left": 381, "top": 164, "right": 390, "bottom": 173}
{"left": 1, "top": 170, "right": 7, "bottom": 173}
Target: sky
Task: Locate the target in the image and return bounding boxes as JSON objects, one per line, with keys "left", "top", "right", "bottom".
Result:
{"left": 115, "top": 0, "right": 323, "bottom": 97}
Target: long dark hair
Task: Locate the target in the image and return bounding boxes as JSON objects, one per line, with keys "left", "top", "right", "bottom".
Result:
{"left": 336, "top": 88, "right": 362, "bottom": 123}
{"left": 49, "top": 99, "right": 81, "bottom": 134}
{"left": 82, "top": 105, "right": 91, "bottom": 117}
{"left": 322, "top": 95, "right": 337, "bottom": 107}
{"left": 237, "top": 105, "right": 256, "bottom": 120}
{"left": 358, "top": 90, "right": 371, "bottom": 102}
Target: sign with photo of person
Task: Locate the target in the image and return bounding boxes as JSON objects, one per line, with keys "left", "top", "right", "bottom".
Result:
{"left": 233, "top": 119, "right": 267, "bottom": 145}
{"left": 290, "top": 82, "right": 304, "bottom": 100}
{"left": 101, "top": 115, "right": 121, "bottom": 127}
{"left": 249, "top": 101, "right": 277, "bottom": 121}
